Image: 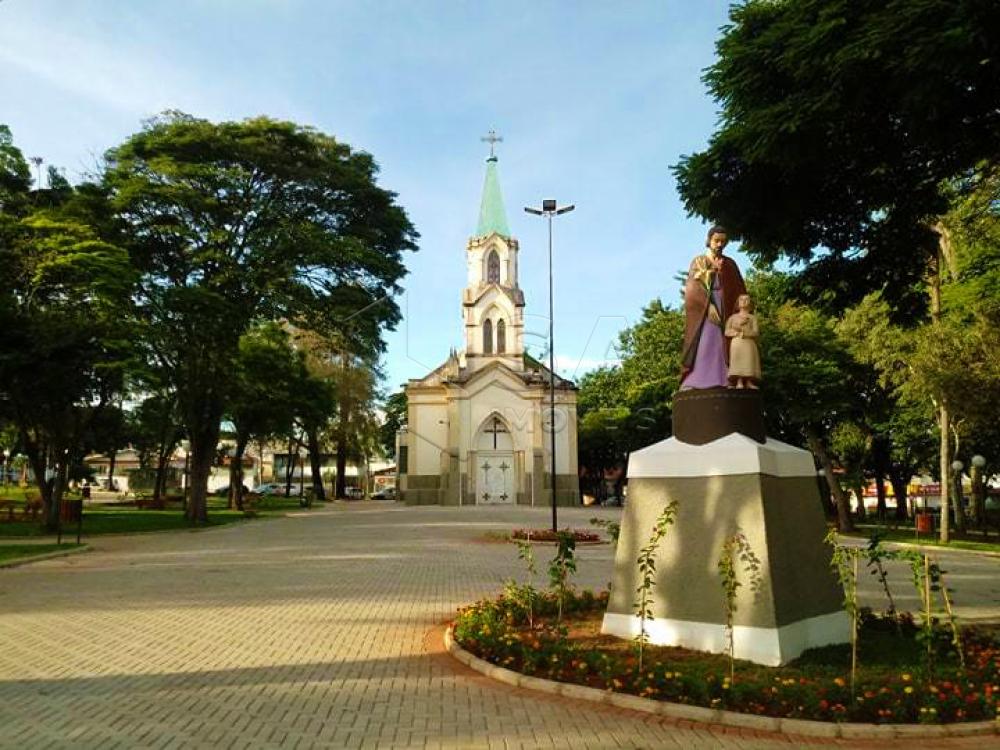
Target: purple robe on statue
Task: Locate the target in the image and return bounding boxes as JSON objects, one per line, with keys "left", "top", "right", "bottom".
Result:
{"left": 680, "top": 276, "right": 729, "bottom": 390}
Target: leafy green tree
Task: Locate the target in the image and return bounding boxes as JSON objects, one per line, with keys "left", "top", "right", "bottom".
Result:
{"left": 84, "top": 403, "right": 129, "bottom": 492}
{"left": 103, "top": 113, "right": 416, "bottom": 523}
{"left": 378, "top": 390, "right": 407, "bottom": 460}
{"left": 576, "top": 302, "right": 682, "bottom": 494}
{"left": 0, "top": 205, "right": 134, "bottom": 528}
{"left": 226, "top": 324, "right": 300, "bottom": 508}
{"left": 0, "top": 125, "right": 31, "bottom": 212}
{"left": 328, "top": 348, "right": 380, "bottom": 499}
{"left": 756, "top": 295, "right": 859, "bottom": 530}
{"left": 292, "top": 353, "right": 338, "bottom": 503}
{"left": 674, "top": 0, "right": 1000, "bottom": 541}
{"left": 129, "top": 392, "right": 184, "bottom": 502}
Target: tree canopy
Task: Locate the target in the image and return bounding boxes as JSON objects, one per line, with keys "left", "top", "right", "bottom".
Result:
{"left": 103, "top": 113, "right": 417, "bottom": 522}
{"left": 674, "top": 0, "right": 1000, "bottom": 314}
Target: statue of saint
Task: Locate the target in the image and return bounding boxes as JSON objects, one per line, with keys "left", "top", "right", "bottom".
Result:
{"left": 680, "top": 225, "right": 748, "bottom": 389}
{"left": 725, "top": 294, "right": 761, "bottom": 389}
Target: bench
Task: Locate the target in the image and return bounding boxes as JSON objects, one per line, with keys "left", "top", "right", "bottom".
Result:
{"left": 134, "top": 494, "right": 166, "bottom": 510}
{"left": 0, "top": 500, "right": 17, "bottom": 522}
{"left": 22, "top": 497, "right": 43, "bottom": 521}
{"left": 0, "top": 496, "right": 44, "bottom": 522}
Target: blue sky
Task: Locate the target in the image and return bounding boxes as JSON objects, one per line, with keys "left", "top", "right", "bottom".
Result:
{"left": 0, "top": 0, "right": 745, "bottom": 394}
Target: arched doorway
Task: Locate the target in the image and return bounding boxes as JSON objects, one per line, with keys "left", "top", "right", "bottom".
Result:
{"left": 474, "top": 414, "right": 514, "bottom": 504}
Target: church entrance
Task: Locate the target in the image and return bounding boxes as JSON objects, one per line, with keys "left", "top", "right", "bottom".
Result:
{"left": 475, "top": 416, "right": 514, "bottom": 505}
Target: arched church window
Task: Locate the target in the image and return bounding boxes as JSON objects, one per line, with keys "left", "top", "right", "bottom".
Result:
{"left": 496, "top": 319, "right": 506, "bottom": 353}
{"left": 483, "top": 318, "right": 493, "bottom": 354}
{"left": 487, "top": 250, "right": 501, "bottom": 284}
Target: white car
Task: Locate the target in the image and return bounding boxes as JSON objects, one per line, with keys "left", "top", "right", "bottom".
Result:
{"left": 255, "top": 482, "right": 303, "bottom": 497}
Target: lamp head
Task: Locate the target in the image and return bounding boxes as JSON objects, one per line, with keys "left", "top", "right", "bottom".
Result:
{"left": 972, "top": 454, "right": 986, "bottom": 468}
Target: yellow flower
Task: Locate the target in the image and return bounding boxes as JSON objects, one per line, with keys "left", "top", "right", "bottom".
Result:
{"left": 902, "top": 673, "right": 912, "bottom": 682}
{"left": 834, "top": 677, "right": 845, "bottom": 687}
{"left": 904, "top": 687, "right": 914, "bottom": 694}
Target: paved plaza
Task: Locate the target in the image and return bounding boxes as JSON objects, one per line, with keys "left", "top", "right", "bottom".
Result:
{"left": 0, "top": 505, "right": 996, "bottom": 749}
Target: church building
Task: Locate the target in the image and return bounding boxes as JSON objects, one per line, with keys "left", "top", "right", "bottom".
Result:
{"left": 397, "top": 148, "right": 580, "bottom": 507}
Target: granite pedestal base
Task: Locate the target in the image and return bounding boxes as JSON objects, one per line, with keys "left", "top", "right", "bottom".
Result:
{"left": 602, "top": 432, "right": 849, "bottom": 666}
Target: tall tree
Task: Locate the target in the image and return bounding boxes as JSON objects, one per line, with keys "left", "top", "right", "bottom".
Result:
{"left": 674, "top": 0, "right": 1000, "bottom": 541}
{"left": 130, "top": 392, "right": 185, "bottom": 503}
{"left": 295, "top": 329, "right": 380, "bottom": 500}
{"left": 0, "top": 203, "right": 134, "bottom": 528}
{"left": 378, "top": 391, "right": 407, "bottom": 460}
{"left": 104, "top": 114, "right": 416, "bottom": 523}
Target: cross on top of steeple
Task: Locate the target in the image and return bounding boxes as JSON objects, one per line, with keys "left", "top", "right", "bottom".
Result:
{"left": 481, "top": 129, "right": 503, "bottom": 160}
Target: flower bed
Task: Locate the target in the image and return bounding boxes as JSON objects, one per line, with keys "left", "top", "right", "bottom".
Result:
{"left": 510, "top": 528, "right": 602, "bottom": 543}
{"left": 453, "top": 589, "right": 1000, "bottom": 724}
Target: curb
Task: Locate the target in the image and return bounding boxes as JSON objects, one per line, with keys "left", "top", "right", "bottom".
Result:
{"left": 0, "top": 544, "right": 91, "bottom": 569}
{"left": 882, "top": 539, "right": 1000, "bottom": 560}
{"left": 444, "top": 625, "right": 999, "bottom": 740}
{"left": 842, "top": 534, "right": 1000, "bottom": 559}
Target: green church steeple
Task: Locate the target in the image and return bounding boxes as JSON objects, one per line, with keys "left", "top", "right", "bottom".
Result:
{"left": 475, "top": 154, "right": 511, "bottom": 238}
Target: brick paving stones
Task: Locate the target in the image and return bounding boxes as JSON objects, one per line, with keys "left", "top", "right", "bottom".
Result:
{"left": 0, "top": 505, "right": 993, "bottom": 749}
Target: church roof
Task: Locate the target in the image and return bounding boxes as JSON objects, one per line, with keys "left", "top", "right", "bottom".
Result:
{"left": 407, "top": 351, "right": 575, "bottom": 390}
{"left": 475, "top": 157, "right": 511, "bottom": 238}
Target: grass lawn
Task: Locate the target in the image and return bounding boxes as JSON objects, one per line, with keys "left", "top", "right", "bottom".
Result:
{"left": 0, "top": 543, "right": 84, "bottom": 563}
{"left": 0, "top": 494, "right": 317, "bottom": 538}
{"left": 845, "top": 525, "right": 1000, "bottom": 554}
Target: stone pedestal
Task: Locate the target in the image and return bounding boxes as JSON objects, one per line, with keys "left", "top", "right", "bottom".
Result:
{"left": 601, "top": 391, "right": 849, "bottom": 666}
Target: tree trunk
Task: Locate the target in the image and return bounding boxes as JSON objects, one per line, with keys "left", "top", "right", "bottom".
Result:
{"left": 889, "top": 470, "right": 910, "bottom": 522}
{"left": 927, "top": 239, "right": 951, "bottom": 543}
{"left": 875, "top": 472, "right": 887, "bottom": 524}
{"left": 307, "top": 428, "right": 326, "bottom": 502}
{"left": 185, "top": 421, "right": 220, "bottom": 525}
{"left": 336, "top": 356, "right": 350, "bottom": 500}
{"left": 806, "top": 427, "right": 854, "bottom": 532}
{"left": 953, "top": 467, "right": 966, "bottom": 534}
{"left": 153, "top": 446, "right": 170, "bottom": 504}
{"left": 971, "top": 463, "right": 986, "bottom": 528}
{"left": 47, "top": 458, "right": 69, "bottom": 534}
{"left": 854, "top": 479, "right": 866, "bottom": 522}
{"left": 21, "top": 430, "right": 53, "bottom": 523}
{"left": 335, "top": 440, "right": 347, "bottom": 499}
{"left": 284, "top": 435, "right": 296, "bottom": 497}
{"left": 229, "top": 434, "right": 249, "bottom": 511}
{"left": 938, "top": 403, "right": 951, "bottom": 543}
{"left": 107, "top": 450, "right": 117, "bottom": 492}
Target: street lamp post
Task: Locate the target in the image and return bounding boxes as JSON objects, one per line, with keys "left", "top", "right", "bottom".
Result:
{"left": 971, "top": 454, "right": 987, "bottom": 527}
{"left": 524, "top": 199, "right": 574, "bottom": 533}
{"left": 952, "top": 459, "right": 966, "bottom": 533}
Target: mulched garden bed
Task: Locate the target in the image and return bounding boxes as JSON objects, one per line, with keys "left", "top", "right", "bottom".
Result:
{"left": 510, "top": 528, "right": 602, "bottom": 543}
{"left": 453, "top": 588, "right": 1000, "bottom": 725}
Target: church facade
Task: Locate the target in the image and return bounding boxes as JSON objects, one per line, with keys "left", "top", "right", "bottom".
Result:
{"left": 397, "top": 152, "right": 580, "bottom": 507}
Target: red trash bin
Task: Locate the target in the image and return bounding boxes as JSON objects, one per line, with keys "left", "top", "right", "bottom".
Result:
{"left": 59, "top": 499, "right": 83, "bottom": 524}
{"left": 915, "top": 512, "right": 934, "bottom": 533}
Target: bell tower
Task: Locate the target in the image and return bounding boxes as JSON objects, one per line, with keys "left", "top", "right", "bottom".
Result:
{"left": 462, "top": 131, "right": 525, "bottom": 372}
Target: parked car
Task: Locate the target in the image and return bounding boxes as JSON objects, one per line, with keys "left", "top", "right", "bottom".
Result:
{"left": 254, "top": 482, "right": 303, "bottom": 497}
{"left": 344, "top": 487, "right": 364, "bottom": 500}
{"left": 371, "top": 487, "right": 397, "bottom": 501}
{"left": 212, "top": 484, "right": 248, "bottom": 497}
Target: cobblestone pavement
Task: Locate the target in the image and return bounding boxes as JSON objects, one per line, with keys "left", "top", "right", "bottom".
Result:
{"left": 0, "top": 505, "right": 994, "bottom": 749}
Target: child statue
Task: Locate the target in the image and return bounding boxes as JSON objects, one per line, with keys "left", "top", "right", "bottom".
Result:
{"left": 724, "top": 294, "right": 761, "bottom": 389}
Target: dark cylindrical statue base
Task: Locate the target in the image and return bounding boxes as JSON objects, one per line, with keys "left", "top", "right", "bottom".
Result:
{"left": 672, "top": 387, "right": 766, "bottom": 445}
